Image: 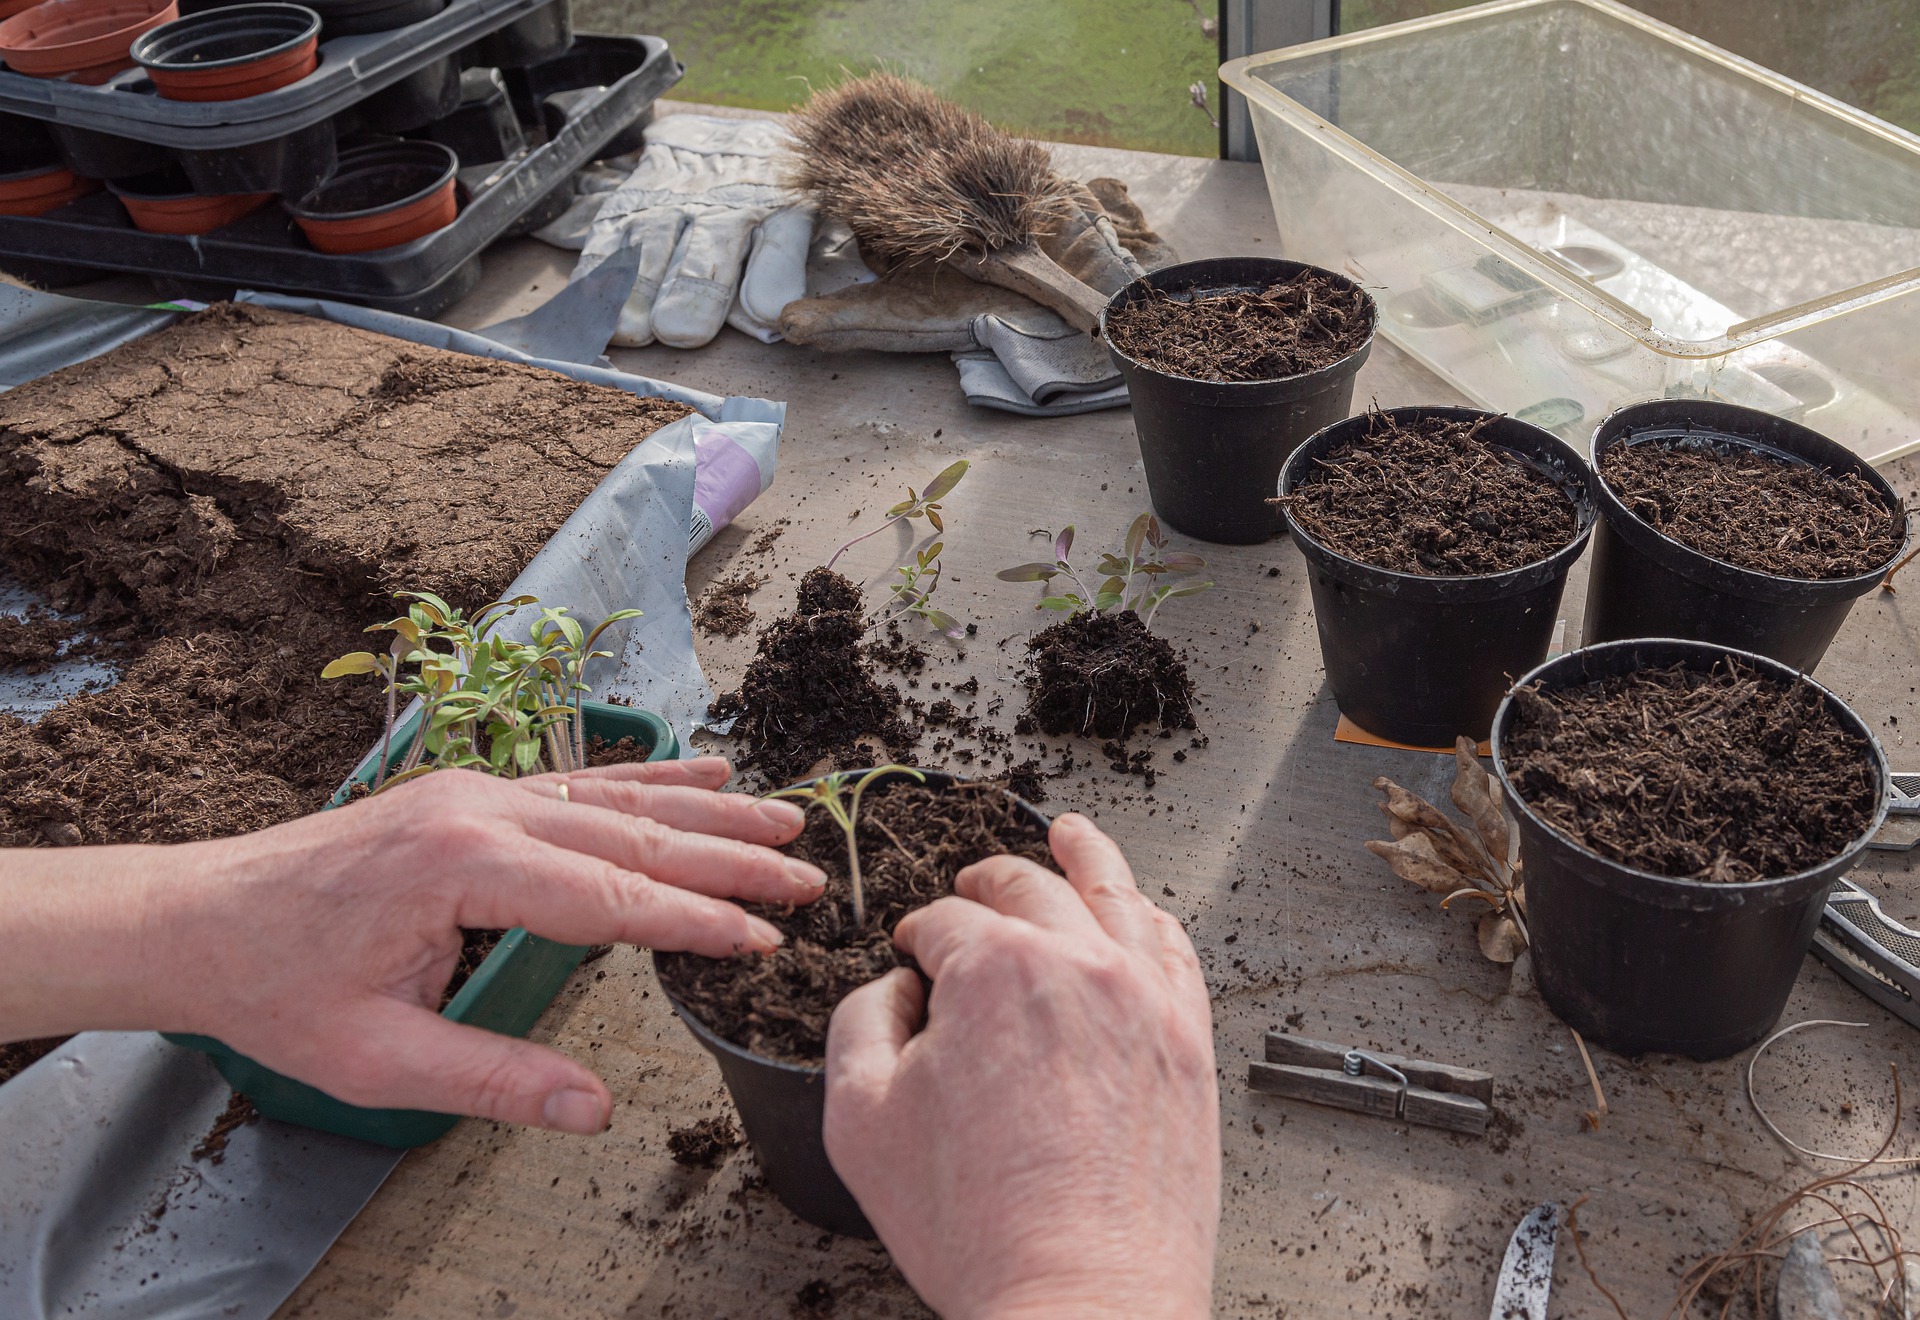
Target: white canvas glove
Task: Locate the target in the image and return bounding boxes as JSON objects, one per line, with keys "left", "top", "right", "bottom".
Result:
{"left": 559, "top": 116, "right": 813, "bottom": 349}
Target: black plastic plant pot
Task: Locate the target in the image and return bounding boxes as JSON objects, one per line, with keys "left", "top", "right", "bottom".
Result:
{"left": 1491, "top": 638, "right": 1890, "bottom": 1060}
{"left": 656, "top": 768, "right": 1052, "bottom": 1238}
{"left": 1277, "top": 406, "right": 1596, "bottom": 747}
{"left": 51, "top": 120, "right": 170, "bottom": 178}
{"left": 1582, "top": 400, "right": 1908, "bottom": 673}
{"left": 465, "top": 0, "right": 569, "bottom": 69}
{"left": 418, "top": 65, "right": 523, "bottom": 163}
{"left": 1099, "top": 255, "right": 1376, "bottom": 545}
{"left": 0, "top": 111, "right": 58, "bottom": 174}
{"left": 300, "top": 0, "right": 439, "bottom": 37}
{"left": 345, "top": 51, "right": 460, "bottom": 133}
{"left": 175, "top": 113, "right": 333, "bottom": 193}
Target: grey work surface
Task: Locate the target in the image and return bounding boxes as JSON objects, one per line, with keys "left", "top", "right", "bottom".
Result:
{"left": 268, "top": 137, "right": 1920, "bottom": 1317}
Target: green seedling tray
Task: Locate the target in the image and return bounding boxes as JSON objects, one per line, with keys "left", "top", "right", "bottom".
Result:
{"left": 165, "top": 699, "right": 676, "bottom": 1148}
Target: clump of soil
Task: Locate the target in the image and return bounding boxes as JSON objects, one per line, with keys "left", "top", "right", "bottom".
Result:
{"left": 0, "top": 1036, "right": 67, "bottom": 1086}
{"left": 0, "top": 607, "right": 81, "bottom": 673}
{"left": 657, "top": 777, "right": 1053, "bottom": 1062}
{"left": 1102, "top": 269, "right": 1372, "bottom": 382}
{"left": 1015, "top": 610, "right": 1194, "bottom": 742}
{"left": 1503, "top": 660, "right": 1880, "bottom": 883}
{"left": 191, "top": 1092, "right": 258, "bottom": 1164}
{"left": 667, "top": 1115, "right": 742, "bottom": 1167}
{"left": 707, "top": 567, "right": 914, "bottom": 785}
{"left": 1600, "top": 437, "right": 1906, "bottom": 579}
{"left": 1275, "top": 411, "right": 1582, "bottom": 575}
{"left": 693, "top": 571, "right": 767, "bottom": 637}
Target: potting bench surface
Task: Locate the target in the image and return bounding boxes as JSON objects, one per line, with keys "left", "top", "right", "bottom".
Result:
{"left": 274, "top": 107, "right": 1920, "bottom": 1319}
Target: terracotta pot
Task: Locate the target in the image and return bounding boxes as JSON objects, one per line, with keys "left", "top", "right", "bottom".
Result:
{"left": 107, "top": 167, "right": 269, "bottom": 233}
{"left": 0, "top": 0, "right": 178, "bottom": 83}
{"left": 132, "top": 2, "right": 318, "bottom": 101}
{"left": 285, "top": 140, "right": 457, "bottom": 254}
{"left": 0, "top": 0, "right": 46, "bottom": 21}
{"left": 0, "top": 160, "right": 99, "bottom": 215}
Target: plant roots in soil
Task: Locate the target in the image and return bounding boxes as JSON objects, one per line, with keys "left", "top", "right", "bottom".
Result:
{"left": 667, "top": 1115, "right": 742, "bottom": 1167}
{"left": 657, "top": 776, "right": 1053, "bottom": 1063}
{"left": 1600, "top": 437, "right": 1905, "bottom": 579}
{"left": 1276, "top": 411, "right": 1581, "bottom": 575}
{"left": 1103, "top": 268, "right": 1371, "bottom": 382}
{"left": 1015, "top": 610, "right": 1194, "bottom": 742}
{"left": 1504, "top": 659, "right": 1880, "bottom": 883}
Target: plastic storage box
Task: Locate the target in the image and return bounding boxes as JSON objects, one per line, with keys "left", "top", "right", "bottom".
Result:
{"left": 1221, "top": 0, "right": 1920, "bottom": 465}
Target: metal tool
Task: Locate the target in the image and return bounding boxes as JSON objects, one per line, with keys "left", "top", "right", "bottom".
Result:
{"left": 1867, "top": 771, "right": 1920, "bottom": 852}
{"left": 1488, "top": 1203, "right": 1560, "bottom": 1320}
{"left": 1813, "top": 877, "right": 1920, "bottom": 1028}
{"left": 1247, "top": 1032, "right": 1493, "bottom": 1135}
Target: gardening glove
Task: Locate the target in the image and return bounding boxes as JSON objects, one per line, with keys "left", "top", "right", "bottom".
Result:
{"left": 779, "top": 177, "right": 1176, "bottom": 416}
{"left": 537, "top": 115, "right": 814, "bottom": 350}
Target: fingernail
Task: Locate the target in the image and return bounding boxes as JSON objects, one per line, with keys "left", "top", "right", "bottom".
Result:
{"left": 784, "top": 857, "right": 828, "bottom": 890}
{"left": 541, "top": 1087, "right": 609, "bottom": 1135}
{"left": 687, "top": 756, "right": 731, "bottom": 776}
{"left": 756, "top": 799, "right": 806, "bottom": 830}
{"left": 747, "top": 915, "right": 785, "bottom": 950}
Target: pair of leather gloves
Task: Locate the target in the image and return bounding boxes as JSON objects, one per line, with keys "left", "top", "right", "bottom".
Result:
{"left": 531, "top": 115, "right": 1174, "bottom": 415}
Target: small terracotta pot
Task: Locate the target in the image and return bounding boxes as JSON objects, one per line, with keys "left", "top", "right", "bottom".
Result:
{"left": 285, "top": 140, "right": 456, "bottom": 254}
{"left": 0, "top": 0, "right": 178, "bottom": 83}
{"left": 107, "top": 167, "right": 269, "bottom": 233}
{"left": 0, "top": 160, "right": 99, "bottom": 215}
{"left": 132, "top": 2, "right": 318, "bottom": 101}
{"left": 0, "top": 0, "right": 47, "bottom": 21}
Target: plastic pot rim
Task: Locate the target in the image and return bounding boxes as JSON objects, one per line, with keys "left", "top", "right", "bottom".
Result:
{"left": 0, "top": 158, "right": 73, "bottom": 185}
{"left": 1591, "top": 400, "right": 1910, "bottom": 595}
{"left": 1277, "top": 405, "right": 1598, "bottom": 601}
{"left": 1489, "top": 636, "right": 1892, "bottom": 900}
{"left": 285, "top": 139, "right": 455, "bottom": 221}
{"left": 1098, "top": 254, "right": 1378, "bottom": 395}
{"left": 0, "top": 0, "right": 176, "bottom": 67}
{"left": 131, "top": 2, "right": 319, "bottom": 72}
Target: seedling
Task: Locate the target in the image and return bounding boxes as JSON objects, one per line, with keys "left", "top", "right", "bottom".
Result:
{"left": 880, "top": 541, "right": 964, "bottom": 639}
{"left": 322, "top": 591, "right": 642, "bottom": 791}
{"left": 824, "top": 459, "right": 969, "bottom": 573}
{"left": 761, "top": 765, "right": 925, "bottom": 929}
{"left": 997, "top": 513, "right": 1212, "bottom": 629}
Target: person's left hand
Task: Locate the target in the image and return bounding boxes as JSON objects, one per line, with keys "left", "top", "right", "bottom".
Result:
{"left": 0, "top": 757, "right": 819, "bottom": 1134}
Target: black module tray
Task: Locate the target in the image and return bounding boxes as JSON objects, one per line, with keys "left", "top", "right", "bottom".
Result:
{"left": 0, "top": 0, "right": 560, "bottom": 147}
{"left": 0, "top": 34, "right": 677, "bottom": 319}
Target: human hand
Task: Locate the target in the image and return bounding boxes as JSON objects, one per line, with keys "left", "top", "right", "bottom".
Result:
{"left": 823, "top": 813, "right": 1219, "bottom": 1320}
{"left": 0, "top": 758, "right": 819, "bottom": 1133}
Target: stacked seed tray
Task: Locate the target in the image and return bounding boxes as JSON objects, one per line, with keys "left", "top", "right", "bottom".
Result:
{"left": 0, "top": 0, "right": 679, "bottom": 317}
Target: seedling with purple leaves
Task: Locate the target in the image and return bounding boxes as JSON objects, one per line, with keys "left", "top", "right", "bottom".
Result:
{"left": 824, "top": 459, "right": 969, "bottom": 573}
{"left": 998, "top": 513, "right": 1212, "bottom": 629}
{"left": 760, "top": 764, "right": 926, "bottom": 929}
{"left": 881, "top": 541, "right": 965, "bottom": 640}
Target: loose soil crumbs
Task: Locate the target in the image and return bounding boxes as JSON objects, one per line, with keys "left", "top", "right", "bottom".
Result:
{"left": 667, "top": 1115, "right": 742, "bottom": 1167}
{"left": 1600, "top": 436, "right": 1905, "bottom": 579}
{"left": 693, "top": 571, "right": 767, "bottom": 637}
{"left": 0, "top": 1036, "right": 67, "bottom": 1086}
{"left": 1102, "top": 269, "right": 1372, "bottom": 382}
{"left": 1016, "top": 610, "right": 1194, "bottom": 742}
{"left": 1504, "top": 659, "right": 1880, "bottom": 883}
{"left": 657, "top": 777, "right": 1053, "bottom": 1063}
{"left": 0, "top": 607, "right": 81, "bottom": 673}
{"left": 1275, "top": 411, "right": 1581, "bottom": 575}
{"left": 191, "top": 1092, "right": 258, "bottom": 1164}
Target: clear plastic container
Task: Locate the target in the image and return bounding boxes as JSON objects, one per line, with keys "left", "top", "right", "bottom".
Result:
{"left": 1221, "top": 0, "right": 1920, "bottom": 464}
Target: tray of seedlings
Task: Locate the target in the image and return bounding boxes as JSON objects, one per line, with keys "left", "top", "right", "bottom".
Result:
{"left": 0, "top": 31, "right": 676, "bottom": 316}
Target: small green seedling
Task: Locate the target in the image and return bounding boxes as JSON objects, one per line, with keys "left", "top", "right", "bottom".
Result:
{"left": 761, "top": 764, "right": 925, "bottom": 929}
{"left": 998, "top": 513, "right": 1212, "bottom": 630}
{"left": 824, "top": 459, "right": 969, "bottom": 573}
{"left": 323, "top": 591, "right": 642, "bottom": 791}
{"left": 882, "top": 541, "right": 965, "bottom": 640}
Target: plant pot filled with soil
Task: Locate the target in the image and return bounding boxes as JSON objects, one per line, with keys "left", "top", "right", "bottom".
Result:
{"left": 0, "top": 0, "right": 177, "bottom": 83}
{"left": 1099, "top": 255, "right": 1375, "bottom": 545}
{"left": 1582, "top": 400, "right": 1909, "bottom": 673}
{"left": 285, "top": 140, "right": 457, "bottom": 254}
{"left": 1492, "top": 638, "right": 1888, "bottom": 1060}
{"left": 107, "top": 164, "right": 270, "bottom": 234}
{"left": 1275, "top": 406, "right": 1595, "bottom": 748}
{"left": 655, "top": 767, "right": 1053, "bottom": 1235}
{"left": 0, "top": 160, "right": 98, "bottom": 215}
{"left": 132, "top": 2, "right": 320, "bottom": 101}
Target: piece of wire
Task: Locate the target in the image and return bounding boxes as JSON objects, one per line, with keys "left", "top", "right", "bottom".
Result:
{"left": 1746, "top": 1019, "right": 1920, "bottom": 1165}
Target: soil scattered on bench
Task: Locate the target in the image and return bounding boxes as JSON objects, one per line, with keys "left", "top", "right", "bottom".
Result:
{"left": 693, "top": 571, "right": 767, "bottom": 637}
{"left": 1599, "top": 436, "right": 1905, "bottom": 579}
{"left": 667, "top": 1115, "right": 742, "bottom": 1167}
{"left": 0, "top": 1036, "right": 67, "bottom": 1086}
{"left": 1102, "top": 268, "right": 1372, "bottom": 382}
{"left": 1503, "top": 659, "right": 1880, "bottom": 883}
{"left": 658, "top": 776, "right": 1053, "bottom": 1063}
{"left": 1015, "top": 610, "right": 1193, "bottom": 743}
{"left": 1275, "top": 411, "right": 1582, "bottom": 575}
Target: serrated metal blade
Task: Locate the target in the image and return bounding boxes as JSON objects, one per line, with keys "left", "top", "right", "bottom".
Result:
{"left": 1488, "top": 1202, "right": 1560, "bottom": 1320}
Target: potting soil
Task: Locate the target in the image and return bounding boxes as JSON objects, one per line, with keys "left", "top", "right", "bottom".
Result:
{"left": 1015, "top": 609, "right": 1194, "bottom": 741}
{"left": 656, "top": 776, "right": 1054, "bottom": 1062}
{"left": 1276, "top": 411, "right": 1580, "bottom": 575}
{"left": 1102, "top": 268, "right": 1371, "bottom": 382}
{"left": 1599, "top": 437, "right": 1905, "bottom": 579}
{"left": 1503, "top": 659, "right": 1880, "bottom": 883}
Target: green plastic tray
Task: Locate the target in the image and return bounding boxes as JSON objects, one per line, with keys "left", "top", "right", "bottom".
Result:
{"left": 166, "top": 699, "right": 676, "bottom": 1148}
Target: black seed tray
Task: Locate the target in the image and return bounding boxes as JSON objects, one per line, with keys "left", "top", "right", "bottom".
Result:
{"left": 0, "top": 34, "right": 677, "bottom": 320}
{"left": 0, "top": 0, "right": 570, "bottom": 147}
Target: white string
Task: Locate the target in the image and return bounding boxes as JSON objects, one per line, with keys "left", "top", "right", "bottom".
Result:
{"left": 1746, "top": 1019, "right": 1920, "bottom": 1165}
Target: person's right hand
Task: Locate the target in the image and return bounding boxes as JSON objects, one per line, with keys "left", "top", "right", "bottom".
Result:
{"left": 823, "top": 813, "right": 1219, "bottom": 1320}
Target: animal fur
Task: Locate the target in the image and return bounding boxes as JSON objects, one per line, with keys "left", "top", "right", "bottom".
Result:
{"left": 789, "top": 73, "right": 1076, "bottom": 266}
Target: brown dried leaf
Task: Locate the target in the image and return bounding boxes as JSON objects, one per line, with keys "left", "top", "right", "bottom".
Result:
{"left": 1365, "top": 834, "right": 1470, "bottom": 895}
{"left": 1477, "top": 912, "right": 1526, "bottom": 964}
{"left": 1374, "top": 777, "right": 1489, "bottom": 879}
{"left": 1451, "top": 737, "right": 1511, "bottom": 868}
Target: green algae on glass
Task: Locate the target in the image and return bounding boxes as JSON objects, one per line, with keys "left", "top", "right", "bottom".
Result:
{"left": 573, "top": 0, "right": 1220, "bottom": 156}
